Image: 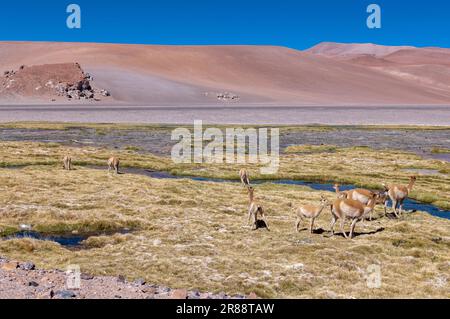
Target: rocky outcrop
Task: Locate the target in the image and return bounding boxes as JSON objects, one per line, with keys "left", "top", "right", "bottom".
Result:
{"left": 217, "top": 92, "right": 240, "bottom": 101}
{"left": 0, "top": 63, "right": 111, "bottom": 102}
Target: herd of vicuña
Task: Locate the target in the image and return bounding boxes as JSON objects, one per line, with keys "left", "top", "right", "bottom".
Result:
{"left": 239, "top": 169, "right": 416, "bottom": 239}
{"left": 62, "top": 157, "right": 416, "bottom": 239}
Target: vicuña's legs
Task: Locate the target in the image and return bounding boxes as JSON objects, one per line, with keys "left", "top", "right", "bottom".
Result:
{"left": 330, "top": 215, "right": 337, "bottom": 236}
{"left": 310, "top": 218, "right": 315, "bottom": 234}
{"left": 392, "top": 200, "right": 399, "bottom": 218}
{"left": 349, "top": 219, "right": 358, "bottom": 239}
{"left": 340, "top": 219, "right": 347, "bottom": 239}
{"left": 399, "top": 199, "right": 405, "bottom": 217}
{"left": 260, "top": 209, "right": 270, "bottom": 231}
{"left": 247, "top": 208, "right": 253, "bottom": 226}
{"left": 295, "top": 216, "right": 303, "bottom": 233}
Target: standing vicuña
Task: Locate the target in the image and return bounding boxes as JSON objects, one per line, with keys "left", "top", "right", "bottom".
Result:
{"left": 383, "top": 176, "right": 416, "bottom": 218}
{"left": 108, "top": 157, "right": 120, "bottom": 174}
{"left": 330, "top": 194, "right": 377, "bottom": 239}
{"left": 239, "top": 169, "right": 250, "bottom": 187}
{"left": 295, "top": 195, "right": 330, "bottom": 234}
{"left": 63, "top": 156, "right": 72, "bottom": 171}
{"left": 343, "top": 188, "right": 382, "bottom": 221}
{"left": 333, "top": 184, "right": 348, "bottom": 199}
{"left": 247, "top": 187, "right": 270, "bottom": 231}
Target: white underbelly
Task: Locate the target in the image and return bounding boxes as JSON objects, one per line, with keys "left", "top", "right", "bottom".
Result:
{"left": 352, "top": 193, "right": 370, "bottom": 204}
{"left": 394, "top": 188, "right": 407, "bottom": 199}
{"left": 340, "top": 202, "right": 360, "bottom": 217}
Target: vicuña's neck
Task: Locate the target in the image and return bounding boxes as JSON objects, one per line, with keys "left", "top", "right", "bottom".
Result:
{"left": 407, "top": 179, "right": 415, "bottom": 192}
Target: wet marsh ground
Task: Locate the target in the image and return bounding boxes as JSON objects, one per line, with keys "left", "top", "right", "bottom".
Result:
{"left": 0, "top": 123, "right": 449, "bottom": 298}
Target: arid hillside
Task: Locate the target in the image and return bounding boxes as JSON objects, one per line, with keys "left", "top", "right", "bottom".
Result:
{"left": 307, "top": 42, "right": 450, "bottom": 95}
{"left": 1, "top": 42, "right": 450, "bottom": 105}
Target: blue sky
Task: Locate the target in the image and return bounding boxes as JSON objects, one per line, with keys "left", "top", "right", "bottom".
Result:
{"left": 1, "top": 0, "right": 449, "bottom": 50}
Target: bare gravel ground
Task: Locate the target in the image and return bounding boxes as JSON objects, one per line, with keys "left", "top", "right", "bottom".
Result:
{"left": 0, "top": 257, "right": 247, "bottom": 299}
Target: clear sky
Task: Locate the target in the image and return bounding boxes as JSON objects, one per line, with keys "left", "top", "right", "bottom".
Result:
{"left": 1, "top": 0, "right": 449, "bottom": 50}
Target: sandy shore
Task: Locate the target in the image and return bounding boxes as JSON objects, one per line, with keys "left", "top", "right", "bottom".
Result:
{"left": 1, "top": 105, "right": 450, "bottom": 125}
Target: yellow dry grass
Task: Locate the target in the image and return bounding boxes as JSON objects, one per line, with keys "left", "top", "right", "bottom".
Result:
{"left": 0, "top": 164, "right": 449, "bottom": 298}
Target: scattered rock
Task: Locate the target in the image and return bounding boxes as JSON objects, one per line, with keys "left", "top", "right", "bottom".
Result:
{"left": 134, "top": 278, "right": 146, "bottom": 286}
{"left": 217, "top": 92, "right": 240, "bottom": 101}
{"left": 1, "top": 261, "right": 19, "bottom": 271}
{"left": 0, "top": 257, "right": 247, "bottom": 299}
{"left": 55, "top": 290, "right": 77, "bottom": 299}
{"left": 171, "top": 289, "right": 188, "bottom": 299}
{"left": 288, "top": 263, "right": 305, "bottom": 271}
{"left": 100, "top": 89, "right": 111, "bottom": 97}
{"left": 80, "top": 273, "right": 94, "bottom": 280}
{"left": 188, "top": 290, "right": 201, "bottom": 299}
{"left": 20, "top": 262, "right": 36, "bottom": 271}
{"left": 248, "top": 292, "right": 258, "bottom": 299}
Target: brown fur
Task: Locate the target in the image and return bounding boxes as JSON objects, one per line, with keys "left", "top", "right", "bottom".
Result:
{"left": 330, "top": 194, "right": 377, "bottom": 239}
{"left": 239, "top": 169, "right": 250, "bottom": 187}
{"left": 247, "top": 187, "right": 270, "bottom": 231}
{"left": 108, "top": 157, "right": 120, "bottom": 174}
{"left": 383, "top": 176, "right": 416, "bottom": 218}
{"left": 295, "top": 195, "right": 330, "bottom": 233}
{"left": 333, "top": 184, "right": 348, "bottom": 199}
{"left": 62, "top": 156, "right": 72, "bottom": 171}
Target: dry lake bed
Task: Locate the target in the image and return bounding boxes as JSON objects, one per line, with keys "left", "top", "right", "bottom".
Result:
{"left": 1, "top": 104, "right": 450, "bottom": 126}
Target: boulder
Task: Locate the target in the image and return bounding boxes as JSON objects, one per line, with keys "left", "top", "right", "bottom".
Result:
{"left": 248, "top": 292, "right": 258, "bottom": 299}
{"left": 20, "top": 262, "right": 36, "bottom": 271}
{"left": 54, "top": 290, "right": 77, "bottom": 299}
{"left": 80, "top": 273, "right": 94, "bottom": 280}
{"left": 1, "top": 261, "right": 19, "bottom": 271}
{"left": 117, "top": 275, "right": 126, "bottom": 283}
{"left": 100, "top": 89, "right": 111, "bottom": 97}
{"left": 134, "top": 278, "right": 146, "bottom": 286}
{"left": 170, "top": 288, "right": 188, "bottom": 299}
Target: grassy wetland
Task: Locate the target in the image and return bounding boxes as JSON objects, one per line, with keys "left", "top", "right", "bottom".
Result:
{"left": 0, "top": 123, "right": 449, "bottom": 298}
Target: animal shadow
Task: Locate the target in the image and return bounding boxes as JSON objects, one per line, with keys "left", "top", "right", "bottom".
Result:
{"left": 298, "top": 227, "right": 326, "bottom": 235}
{"left": 253, "top": 220, "right": 270, "bottom": 231}
{"left": 325, "top": 227, "right": 385, "bottom": 238}
{"left": 312, "top": 228, "right": 327, "bottom": 235}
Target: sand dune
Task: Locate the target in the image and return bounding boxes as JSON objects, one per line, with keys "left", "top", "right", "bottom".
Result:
{"left": 1, "top": 41, "right": 450, "bottom": 105}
